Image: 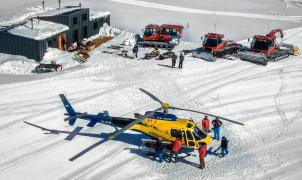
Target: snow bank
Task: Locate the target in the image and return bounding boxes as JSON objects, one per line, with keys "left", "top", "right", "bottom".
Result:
{"left": 41, "top": 48, "right": 79, "bottom": 69}
{"left": 98, "top": 23, "right": 122, "bottom": 37}
{"left": 0, "top": 48, "right": 79, "bottom": 75}
{"left": 98, "top": 23, "right": 135, "bottom": 46}
{"left": 0, "top": 53, "right": 38, "bottom": 75}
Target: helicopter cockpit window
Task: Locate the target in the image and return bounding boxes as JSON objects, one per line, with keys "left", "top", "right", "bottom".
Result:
{"left": 171, "top": 129, "right": 182, "bottom": 138}
{"left": 186, "top": 130, "right": 194, "bottom": 140}
{"left": 192, "top": 130, "right": 201, "bottom": 141}
{"left": 193, "top": 127, "right": 207, "bottom": 139}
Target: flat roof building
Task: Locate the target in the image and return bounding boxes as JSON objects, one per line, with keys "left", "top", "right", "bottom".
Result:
{"left": 0, "top": 6, "right": 110, "bottom": 61}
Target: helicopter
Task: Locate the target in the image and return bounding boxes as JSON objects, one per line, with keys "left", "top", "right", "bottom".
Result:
{"left": 25, "top": 88, "right": 244, "bottom": 160}
{"left": 60, "top": 88, "right": 243, "bottom": 150}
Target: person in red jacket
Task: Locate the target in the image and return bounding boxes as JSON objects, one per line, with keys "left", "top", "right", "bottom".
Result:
{"left": 169, "top": 136, "right": 182, "bottom": 163}
{"left": 198, "top": 142, "right": 207, "bottom": 169}
{"left": 201, "top": 115, "right": 210, "bottom": 132}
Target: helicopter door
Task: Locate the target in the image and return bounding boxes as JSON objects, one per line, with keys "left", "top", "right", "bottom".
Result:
{"left": 185, "top": 130, "right": 196, "bottom": 147}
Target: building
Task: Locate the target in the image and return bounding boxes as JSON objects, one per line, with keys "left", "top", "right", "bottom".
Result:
{"left": 0, "top": 6, "right": 110, "bottom": 61}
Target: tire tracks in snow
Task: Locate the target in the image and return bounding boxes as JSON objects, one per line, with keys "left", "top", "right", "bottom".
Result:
{"left": 274, "top": 68, "right": 290, "bottom": 135}
{"left": 0, "top": 84, "right": 137, "bottom": 174}
{"left": 110, "top": 0, "right": 302, "bottom": 22}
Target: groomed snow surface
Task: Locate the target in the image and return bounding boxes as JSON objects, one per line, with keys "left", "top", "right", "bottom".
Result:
{"left": 1, "top": 0, "right": 302, "bottom": 179}
{"left": 0, "top": 25, "right": 302, "bottom": 179}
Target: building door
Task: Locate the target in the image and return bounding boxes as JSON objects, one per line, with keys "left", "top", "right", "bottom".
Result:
{"left": 83, "top": 26, "right": 88, "bottom": 38}
{"left": 73, "top": 30, "right": 79, "bottom": 43}
{"left": 58, "top": 33, "right": 67, "bottom": 51}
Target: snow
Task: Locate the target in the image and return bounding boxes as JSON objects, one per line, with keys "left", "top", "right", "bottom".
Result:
{"left": 0, "top": 1, "right": 302, "bottom": 180}
{"left": 0, "top": 53, "right": 38, "bottom": 75}
{"left": 89, "top": 11, "right": 110, "bottom": 21}
{"left": 37, "top": 7, "right": 82, "bottom": 17}
{"left": 7, "top": 19, "right": 69, "bottom": 40}
{"left": 110, "top": 0, "right": 302, "bottom": 22}
{"left": 0, "top": 6, "right": 54, "bottom": 27}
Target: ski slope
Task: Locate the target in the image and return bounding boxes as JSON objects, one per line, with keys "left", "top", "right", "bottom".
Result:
{"left": 1, "top": 0, "right": 302, "bottom": 179}
{"left": 1, "top": 0, "right": 302, "bottom": 42}
{"left": 0, "top": 24, "right": 302, "bottom": 179}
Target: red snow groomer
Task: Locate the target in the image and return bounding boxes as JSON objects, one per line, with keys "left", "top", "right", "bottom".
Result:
{"left": 140, "top": 24, "right": 183, "bottom": 48}
{"left": 239, "top": 29, "right": 299, "bottom": 65}
{"left": 192, "top": 33, "right": 241, "bottom": 61}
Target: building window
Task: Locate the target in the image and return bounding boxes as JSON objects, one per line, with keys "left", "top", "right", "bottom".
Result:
{"left": 93, "top": 22, "right": 98, "bottom": 30}
{"left": 73, "top": 17, "right": 78, "bottom": 25}
{"left": 73, "top": 30, "right": 79, "bottom": 42}
{"left": 82, "top": 14, "right": 87, "bottom": 21}
{"left": 83, "top": 26, "right": 88, "bottom": 38}
{"left": 47, "top": 40, "right": 52, "bottom": 47}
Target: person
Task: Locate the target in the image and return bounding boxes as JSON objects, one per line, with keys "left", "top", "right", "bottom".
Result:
{"left": 153, "top": 137, "right": 164, "bottom": 162}
{"left": 169, "top": 135, "right": 182, "bottom": 163}
{"left": 198, "top": 142, "right": 207, "bottom": 169}
{"left": 171, "top": 53, "right": 177, "bottom": 67}
{"left": 61, "top": 35, "right": 66, "bottom": 51}
{"left": 132, "top": 45, "right": 138, "bottom": 58}
{"left": 178, "top": 52, "right": 184, "bottom": 69}
{"left": 212, "top": 117, "right": 222, "bottom": 140}
{"left": 214, "top": 136, "right": 229, "bottom": 157}
{"left": 201, "top": 115, "right": 210, "bottom": 132}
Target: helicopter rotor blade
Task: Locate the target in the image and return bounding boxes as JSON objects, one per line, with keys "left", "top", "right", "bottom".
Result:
{"left": 108, "top": 107, "right": 162, "bottom": 140}
{"left": 64, "top": 113, "right": 87, "bottom": 122}
{"left": 139, "top": 88, "right": 163, "bottom": 105}
{"left": 170, "top": 106, "right": 244, "bottom": 126}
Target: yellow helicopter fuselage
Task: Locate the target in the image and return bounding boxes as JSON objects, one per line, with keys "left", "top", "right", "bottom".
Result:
{"left": 130, "top": 113, "right": 212, "bottom": 149}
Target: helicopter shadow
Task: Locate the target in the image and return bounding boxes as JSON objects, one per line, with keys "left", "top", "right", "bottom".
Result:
{"left": 125, "top": 147, "right": 173, "bottom": 163}
{"left": 24, "top": 121, "right": 150, "bottom": 161}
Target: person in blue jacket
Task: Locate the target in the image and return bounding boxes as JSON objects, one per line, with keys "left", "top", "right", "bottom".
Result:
{"left": 153, "top": 137, "right": 164, "bottom": 162}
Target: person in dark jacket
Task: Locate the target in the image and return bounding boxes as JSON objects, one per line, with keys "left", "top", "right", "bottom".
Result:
{"left": 178, "top": 52, "right": 184, "bottom": 69}
{"left": 212, "top": 117, "right": 222, "bottom": 140}
{"left": 214, "top": 136, "right": 229, "bottom": 157}
{"left": 132, "top": 45, "right": 138, "bottom": 58}
{"left": 171, "top": 53, "right": 177, "bottom": 67}
{"left": 169, "top": 135, "right": 182, "bottom": 163}
{"left": 198, "top": 142, "right": 207, "bottom": 169}
{"left": 153, "top": 137, "right": 164, "bottom": 162}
